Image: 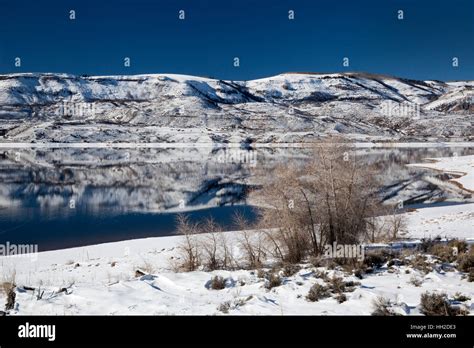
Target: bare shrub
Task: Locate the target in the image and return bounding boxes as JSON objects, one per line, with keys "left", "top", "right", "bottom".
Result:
{"left": 456, "top": 248, "right": 474, "bottom": 273}
{"left": 448, "top": 239, "right": 468, "bottom": 254}
{"left": 282, "top": 263, "right": 301, "bottom": 277}
{"left": 254, "top": 165, "right": 312, "bottom": 263}
{"left": 200, "top": 226, "right": 220, "bottom": 271}
{"left": 430, "top": 244, "right": 457, "bottom": 263}
{"left": 353, "top": 268, "right": 365, "bottom": 279}
{"left": 217, "top": 301, "right": 231, "bottom": 314}
{"left": 265, "top": 273, "right": 282, "bottom": 290}
{"left": 5, "top": 286, "right": 16, "bottom": 311}
{"left": 367, "top": 209, "right": 408, "bottom": 243}
{"left": 336, "top": 293, "right": 347, "bottom": 303}
{"left": 469, "top": 268, "right": 474, "bottom": 282}
{"left": 239, "top": 230, "right": 265, "bottom": 269}
{"left": 385, "top": 212, "right": 408, "bottom": 241}
{"left": 314, "top": 269, "right": 330, "bottom": 281}
{"left": 175, "top": 214, "right": 201, "bottom": 272}
{"left": 371, "top": 296, "right": 397, "bottom": 316}
{"left": 217, "top": 232, "right": 234, "bottom": 270}
{"left": 174, "top": 215, "right": 237, "bottom": 272}
{"left": 216, "top": 297, "right": 253, "bottom": 314}
{"left": 309, "top": 256, "right": 324, "bottom": 267}
{"left": 306, "top": 283, "right": 330, "bottom": 302}
{"left": 329, "top": 276, "right": 346, "bottom": 294}
{"left": 256, "top": 268, "right": 267, "bottom": 279}
{"left": 326, "top": 276, "right": 360, "bottom": 294}
{"left": 210, "top": 276, "right": 226, "bottom": 290}
{"left": 419, "top": 238, "right": 437, "bottom": 253}
{"left": 409, "top": 275, "right": 423, "bottom": 287}
{"left": 363, "top": 250, "right": 390, "bottom": 269}
{"left": 365, "top": 216, "right": 387, "bottom": 244}
{"left": 343, "top": 280, "right": 360, "bottom": 292}
{"left": 2, "top": 271, "right": 16, "bottom": 311}
{"left": 199, "top": 218, "right": 235, "bottom": 271}
{"left": 419, "top": 292, "right": 464, "bottom": 316}
{"left": 407, "top": 255, "right": 433, "bottom": 274}
{"left": 234, "top": 212, "right": 265, "bottom": 269}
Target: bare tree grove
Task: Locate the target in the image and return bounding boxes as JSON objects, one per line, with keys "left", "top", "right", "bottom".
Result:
{"left": 252, "top": 139, "right": 384, "bottom": 263}
{"left": 175, "top": 138, "right": 405, "bottom": 270}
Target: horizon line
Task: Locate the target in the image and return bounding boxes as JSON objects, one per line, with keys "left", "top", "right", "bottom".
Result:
{"left": 0, "top": 70, "right": 470, "bottom": 83}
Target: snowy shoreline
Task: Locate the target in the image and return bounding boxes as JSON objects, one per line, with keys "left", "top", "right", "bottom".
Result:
{"left": 0, "top": 202, "right": 472, "bottom": 315}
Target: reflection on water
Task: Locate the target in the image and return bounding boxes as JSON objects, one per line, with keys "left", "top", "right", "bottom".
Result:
{"left": 0, "top": 146, "right": 472, "bottom": 251}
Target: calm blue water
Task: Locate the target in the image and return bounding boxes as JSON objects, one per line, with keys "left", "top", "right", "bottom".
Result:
{"left": 0, "top": 146, "right": 473, "bottom": 252}
{"left": 0, "top": 205, "right": 257, "bottom": 251}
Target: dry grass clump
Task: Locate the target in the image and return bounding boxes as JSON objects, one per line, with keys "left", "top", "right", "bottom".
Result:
{"left": 456, "top": 249, "right": 474, "bottom": 273}
{"left": 282, "top": 263, "right": 301, "bottom": 277}
{"left": 217, "top": 301, "right": 231, "bottom": 313}
{"left": 2, "top": 271, "right": 16, "bottom": 312}
{"left": 371, "top": 296, "right": 398, "bottom": 316}
{"left": 306, "top": 283, "right": 330, "bottom": 302}
{"left": 210, "top": 276, "right": 226, "bottom": 290}
{"left": 429, "top": 244, "right": 457, "bottom": 263}
{"left": 336, "top": 293, "right": 347, "bottom": 303}
{"left": 406, "top": 255, "right": 433, "bottom": 274}
{"left": 409, "top": 275, "right": 423, "bottom": 287}
{"left": 306, "top": 275, "right": 360, "bottom": 302}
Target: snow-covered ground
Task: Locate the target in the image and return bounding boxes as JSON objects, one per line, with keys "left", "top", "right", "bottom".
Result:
{"left": 0, "top": 202, "right": 472, "bottom": 315}
{"left": 404, "top": 203, "right": 474, "bottom": 240}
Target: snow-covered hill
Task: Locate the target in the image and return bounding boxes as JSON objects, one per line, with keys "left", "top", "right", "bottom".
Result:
{"left": 0, "top": 72, "right": 472, "bottom": 143}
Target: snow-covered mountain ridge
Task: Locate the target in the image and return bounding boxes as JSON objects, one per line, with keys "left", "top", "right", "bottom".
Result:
{"left": 0, "top": 72, "right": 473, "bottom": 143}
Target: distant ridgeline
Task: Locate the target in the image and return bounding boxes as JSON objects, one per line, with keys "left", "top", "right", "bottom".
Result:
{"left": 0, "top": 72, "right": 472, "bottom": 143}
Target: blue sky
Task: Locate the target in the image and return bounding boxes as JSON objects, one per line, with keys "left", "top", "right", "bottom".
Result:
{"left": 0, "top": 0, "right": 472, "bottom": 80}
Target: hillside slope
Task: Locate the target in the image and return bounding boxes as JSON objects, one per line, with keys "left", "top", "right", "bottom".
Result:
{"left": 0, "top": 72, "right": 473, "bottom": 143}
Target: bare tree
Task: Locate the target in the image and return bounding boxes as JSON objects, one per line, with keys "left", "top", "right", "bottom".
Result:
{"left": 233, "top": 211, "right": 266, "bottom": 269}
{"left": 175, "top": 214, "right": 201, "bottom": 271}
{"left": 386, "top": 211, "right": 407, "bottom": 241}
{"left": 200, "top": 217, "right": 221, "bottom": 271}
{"left": 199, "top": 217, "right": 237, "bottom": 271}
{"left": 365, "top": 206, "right": 407, "bottom": 243}
{"left": 252, "top": 137, "right": 381, "bottom": 262}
